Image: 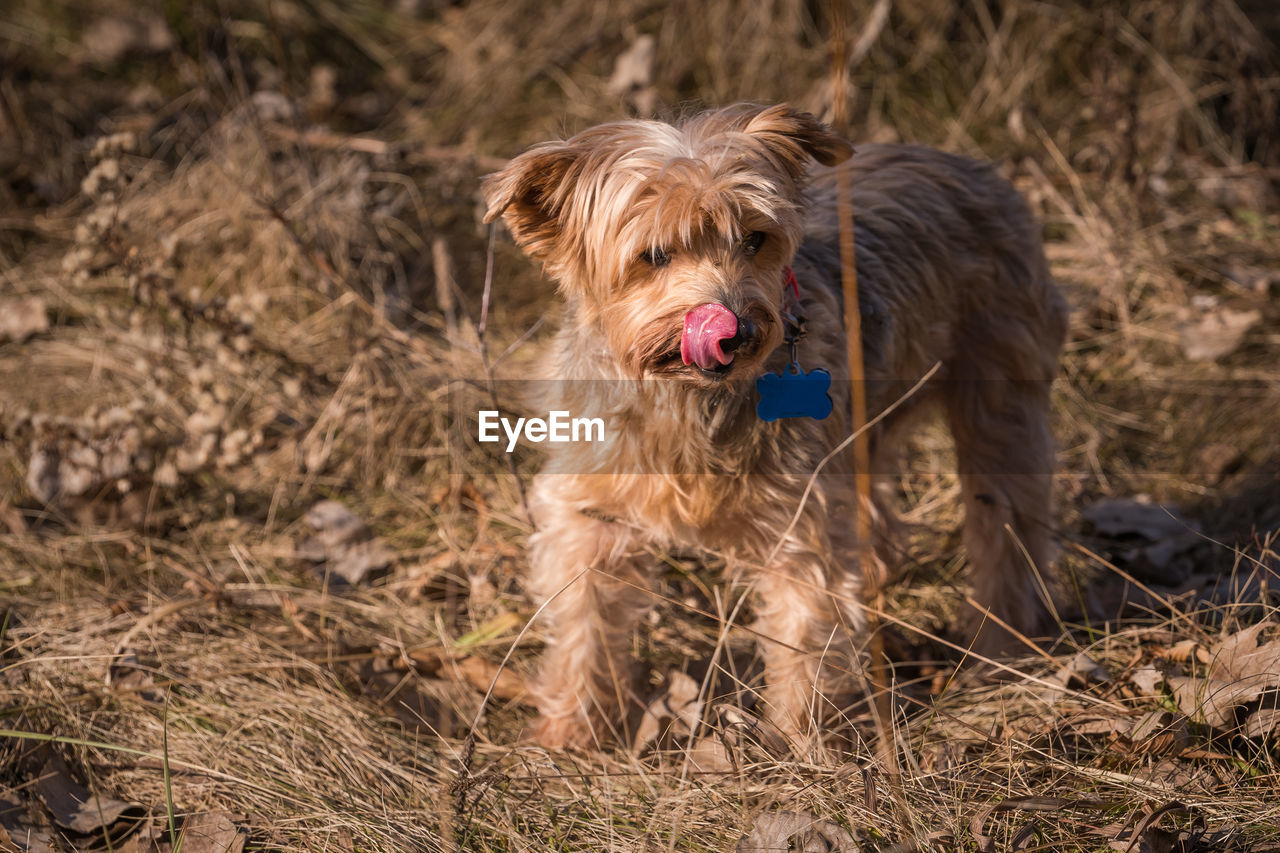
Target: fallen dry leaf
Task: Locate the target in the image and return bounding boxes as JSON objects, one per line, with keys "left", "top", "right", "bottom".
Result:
{"left": 1043, "top": 651, "right": 1111, "bottom": 703}
{"left": 680, "top": 736, "right": 736, "bottom": 773}
{"left": 176, "top": 812, "right": 247, "bottom": 853}
{"left": 1063, "top": 652, "right": 1112, "bottom": 687}
{"left": 298, "top": 500, "right": 372, "bottom": 550}
{"left": 1082, "top": 498, "right": 1201, "bottom": 582}
{"left": 112, "top": 822, "right": 161, "bottom": 853}
{"left": 1105, "top": 801, "right": 1193, "bottom": 853}
{"left": 1083, "top": 499, "right": 1192, "bottom": 541}
{"left": 296, "top": 500, "right": 395, "bottom": 585}
{"left": 1129, "top": 666, "right": 1165, "bottom": 698}
{"left": 321, "top": 539, "right": 395, "bottom": 584}
{"left": 1055, "top": 713, "right": 1131, "bottom": 739}
{"left": 1166, "top": 621, "right": 1280, "bottom": 738}
{"left": 1131, "top": 534, "right": 1200, "bottom": 576}
{"left": 1166, "top": 622, "right": 1280, "bottom": 734}
{"left": 632, "top": 670, "right": 703, "bottom": 753}
{"left": 107, "top": 650, "right": 163, "bottom": 702}
{"left": 1178, "top": 305, "right": 1261, "bottom": 362}
{"left": 1243, "top": 707, "right": 1280, "bottom": 739}
{"left": 713, "top": 704, "right": 791, "bottom": 760}
{"left": 448, "top": 655, "right": 530, "bottom": 704}
{"left": 0, "top": 298, "right": 49, "bottom": 344}
{"left": 0, "top": 792, "right": 58, "bottom": 853}
{"left": 1129, "top": 709, "right": 1190, "bottom": 756}
{"left": 1162, "top": 639, "right": 1209, "bottom": 664}
{"left": 32, "top": 749, "right": 147, "bottom": 847}
{"left": 1209, "top": 621, "right": 1280, "bottom": 682}
{"left": 1094, "top": 801, "right": 1241, "bottom": 853}
{"left": 737, "top": 810, "right": 857, "bottom": 853}
{"left": 1167, "top": 675, "right": 1268, "bottom": 728}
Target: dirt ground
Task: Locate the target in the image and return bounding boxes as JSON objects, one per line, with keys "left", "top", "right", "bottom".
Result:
{"left": 2, "top": 1, "right": 1280, "bottom": 851}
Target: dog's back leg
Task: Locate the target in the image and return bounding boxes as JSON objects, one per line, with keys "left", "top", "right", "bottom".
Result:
{"left": 943, "top": 366, "right": 1060, "bottom": 660}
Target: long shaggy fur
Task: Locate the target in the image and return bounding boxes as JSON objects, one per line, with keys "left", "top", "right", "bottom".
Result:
{"left": 484, "top": 103, "right": 1068, "bottom": 749}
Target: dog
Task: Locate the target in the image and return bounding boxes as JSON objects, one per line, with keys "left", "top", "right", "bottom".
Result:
{"left": 483, "top": 103, "right": 1068, "bottom": 749}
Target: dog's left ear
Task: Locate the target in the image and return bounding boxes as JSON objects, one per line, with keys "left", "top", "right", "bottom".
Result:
{"left": 737, "top": 104, "right": 854, "bottom": 173}
{"left": 482, "top": 142, "right": 578, "bottom": 262}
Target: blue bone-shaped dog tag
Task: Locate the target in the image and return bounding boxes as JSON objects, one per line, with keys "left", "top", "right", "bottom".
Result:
{"left": 756, "top": 365, "right": 833, "bottom": 421}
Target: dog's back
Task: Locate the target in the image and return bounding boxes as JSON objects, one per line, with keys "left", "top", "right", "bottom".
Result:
{"left": 800, "top": 144, "right": 1067, "bottom": 389}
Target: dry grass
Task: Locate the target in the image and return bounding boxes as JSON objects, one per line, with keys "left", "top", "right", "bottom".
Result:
{"left": 2, "top": 0, "right": 1279, "bottom": 850}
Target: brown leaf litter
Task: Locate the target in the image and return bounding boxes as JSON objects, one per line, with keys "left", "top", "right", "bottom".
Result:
{"left": 1082, "top": 497, "right": 1202, "bottom": 582}
{"left": 970, "top": 797, "right": 1244, "bottom": 853}
{"left": 1177, "top": 302, "right": 1263, "bottom": 362}
{"left": 632, "top": 670, "right": 704, "bottom": 754}
{"left": 0, "top": 299, "right": 49, "bottom": 345}
{"left": 2, "top": 736, "right": 251, "bottom": 852}
{"left": 2, "top": 744, "right": 146, "bottom": 851}
{"left": 737, "top": 810, "right": 858, "bottom": 853}
{"left": 1165, "top": 621, "right": 1280, "bottom": 737}
{"left": 295, "top": 500, "right": 395, "bottom": 586}
{"left": 171, "top": 811, "right": 248, "bottom": 853}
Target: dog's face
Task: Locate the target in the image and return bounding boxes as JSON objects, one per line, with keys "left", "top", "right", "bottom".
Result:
{"left": 484, "top": 104, "right": 852, "bottom": 386}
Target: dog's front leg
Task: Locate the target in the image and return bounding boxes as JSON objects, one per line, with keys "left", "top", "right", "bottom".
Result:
{"left": 525, "top": 490, "right": 651, "bottom": 749}
{"left": 752, "top": 536, "right": 865, "bottom": 744}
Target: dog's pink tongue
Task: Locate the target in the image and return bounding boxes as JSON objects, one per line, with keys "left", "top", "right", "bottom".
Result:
{"left": 680, "top": 303, "right": 738, "bottom": 370}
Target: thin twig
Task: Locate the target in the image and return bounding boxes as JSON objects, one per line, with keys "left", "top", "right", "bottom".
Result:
{"left": 492, "top": 315, "right": 548, "bottom": 368}
{"left": 470, "top": 225, "right": 534, "bottom": 530}
{"left": 261, "top": 122, "right": 510, "bottom": 172}
{"left": 477, "top": 226, "right": 496, "bottom": 341}
{"left": 763, "top": 363, "right": 941, "bottom": 568}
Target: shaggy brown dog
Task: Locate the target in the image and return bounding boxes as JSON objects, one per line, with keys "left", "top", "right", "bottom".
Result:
{"left": 483, "top": 103, "right": 1068, "bottom": 749}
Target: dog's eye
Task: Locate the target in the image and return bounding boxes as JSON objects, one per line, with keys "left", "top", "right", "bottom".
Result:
{"left": 742, "top": 231, "right": 767, "bottom": 256}
{"left": 640, "top": 247, "right": 671, "bottom": 267}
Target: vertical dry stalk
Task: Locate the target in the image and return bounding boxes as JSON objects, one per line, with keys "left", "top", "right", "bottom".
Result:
{"left": 828, "top": 0, "right": 899, "bottom": 779}
{"left": 432, "top": 235, "right": 460, "bottom": 346}
{"left": 433, "top": 235, "right": 469, "bottom": 507}
{"left": 476, "top": 227, "right": 534, "bottom": 529}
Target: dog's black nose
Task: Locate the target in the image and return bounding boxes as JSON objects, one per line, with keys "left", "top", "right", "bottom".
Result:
{"left": 721, "top": 317, "right": 757, "bottom": 354}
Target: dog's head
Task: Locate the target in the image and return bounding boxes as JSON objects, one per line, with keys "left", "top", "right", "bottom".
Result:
{"left": 483, "top": 103, "right": 852, "bottom": 386}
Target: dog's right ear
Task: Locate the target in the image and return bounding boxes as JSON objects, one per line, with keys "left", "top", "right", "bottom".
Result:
{"left": 482, "top": 142, "right": 579, "bottom": 262}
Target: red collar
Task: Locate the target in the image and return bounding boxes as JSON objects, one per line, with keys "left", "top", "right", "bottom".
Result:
{"left": 780, "top": 266, "right": 806, "bottom": 345}
{"left": 783, "top": 265, "right": 799, "bottom": 301}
